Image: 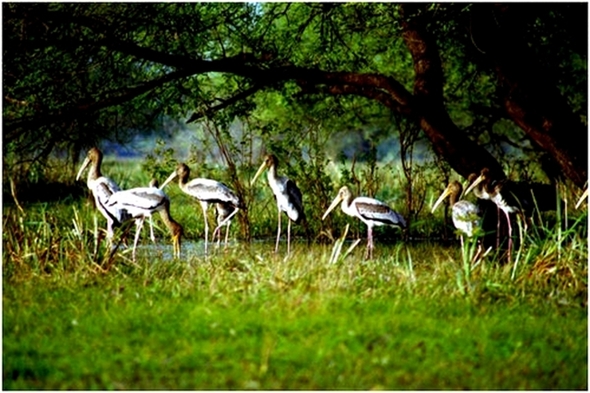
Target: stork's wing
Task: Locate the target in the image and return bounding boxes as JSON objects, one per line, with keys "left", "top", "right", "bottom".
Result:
{"left": 108, "top": 188, "right": 167, "bottom": 211}
{"left": 186, "top": 178, "right": 241, "bottom": 206}
{"left": 92, "top": 181, "right": 129, "bottom": 224}
{"left": 285, "top": 179, "right": 305, "bottom": 223}
{"left": 355, "top": 197, "right": 406, "bottom": 228}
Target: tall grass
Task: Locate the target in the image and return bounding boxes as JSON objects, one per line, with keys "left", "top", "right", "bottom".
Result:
{"left": 2, "top": 156, "right": 588, "bottom": 389}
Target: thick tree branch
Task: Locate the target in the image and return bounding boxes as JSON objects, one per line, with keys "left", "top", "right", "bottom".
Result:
{"left": 400, "top": 3, "right": 505, "bottom": 180}
{"left": 295, "top": 82, "right": 412, "bottom": 115}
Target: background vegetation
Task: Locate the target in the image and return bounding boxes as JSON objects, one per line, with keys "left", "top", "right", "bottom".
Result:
{"left": 3, "top": 3, "right": 587, "bottom": 187}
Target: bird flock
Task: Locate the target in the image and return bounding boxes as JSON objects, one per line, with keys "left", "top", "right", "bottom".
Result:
{"left": 76, "top": 148, "right": 583, "bottom": 262}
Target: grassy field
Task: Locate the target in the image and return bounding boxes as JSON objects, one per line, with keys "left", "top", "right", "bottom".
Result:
{"left": 3, "top": 206, "right": 588, "bottom": 389}
{"left": 2, "top": 155, "right": 588, "bottom": 390}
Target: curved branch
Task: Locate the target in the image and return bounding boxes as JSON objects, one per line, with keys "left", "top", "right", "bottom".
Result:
{"left": 186, "top": 84, "right": 265, "bottom": 123}
{"left": 4, "top": 68, "right": 195, "bottom": 133}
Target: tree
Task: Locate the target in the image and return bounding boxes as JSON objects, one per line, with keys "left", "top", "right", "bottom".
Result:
{"left": 3, "top": 3, "right": 587, "bottom": 188}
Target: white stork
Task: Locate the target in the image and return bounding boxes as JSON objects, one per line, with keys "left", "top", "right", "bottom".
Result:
{"left": 432, "top": 181, "right": 481, "bottom": 248}
{"left": 322, "top": 186, "right": 406, "bottom": 259}
{"left": 251, "top": 154, "right": 305, "bottom": 254}
{"left": 160, "top": 163, "right": 243, "bottom": 255}
{"left": 76, "top": 147, "right": 126, "bottom": 246}
{"left": 106, "top": 187, "right": 183, "bottom": 261}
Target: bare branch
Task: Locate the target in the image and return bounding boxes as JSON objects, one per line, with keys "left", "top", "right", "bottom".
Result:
{"left": 186, "top": 84, "right": 264, "bottom": 123}
{"left": 4, "top": 68, "right": 195, "bottom": 133}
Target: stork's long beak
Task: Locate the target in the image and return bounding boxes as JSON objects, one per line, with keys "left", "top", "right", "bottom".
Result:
{"left": 250, "top": 161, "right": 267, "bottom": 186}
{"left": 431, "top": 186, "right": 453, "bottom": 213}
{"left": 575, "top": 188, "right": 589, "bottom": 209}
{"left": 464, "top": 174, "right": 484, "bottom": 196}
{"left": 322, "top": 194, "right": 343, "bottom": 220}
{"left": 160, "top": 171, "right": 178, "bottom": 190}
{"left": 75, "top": 157, "right": 91, "bottom": 181}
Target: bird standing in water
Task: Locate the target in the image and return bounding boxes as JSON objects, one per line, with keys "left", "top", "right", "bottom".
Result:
{"left": 76, "top": 147, "right": 127, "bottom": 248}
{"left": 160, "top": 163, "right": 243, "bottom": 255}
{"left": 322, "top": 186, "right": 406, "bottom": 259}
{"left": 251, "top": 154, "right": 306, "bottom": 254}
{"left": 465, "top": 167, "right": 557, "bottom": 261}
{"left": 106, "top": 186, "right": 183, "bottom": 261}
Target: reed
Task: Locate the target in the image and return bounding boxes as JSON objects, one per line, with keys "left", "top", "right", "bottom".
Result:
{"left": 2, "top": 158, "right": 587, "bottom": 389}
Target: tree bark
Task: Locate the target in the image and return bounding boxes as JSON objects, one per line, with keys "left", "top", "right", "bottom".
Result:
{"left": 399, "top": 4, "right": 506, "bottom": 180}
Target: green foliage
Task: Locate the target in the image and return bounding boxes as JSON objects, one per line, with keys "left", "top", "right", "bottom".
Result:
{"left": 3, "top": 214, "right": 587, "bottom": 389}
{"left": 142, "top": 139, "right": 178, "bottom": 182}
{"left": 5, "top": 2, "right": 586, "bottom": 183}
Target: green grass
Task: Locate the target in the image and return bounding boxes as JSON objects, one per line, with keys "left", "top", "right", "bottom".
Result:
{"left": 3, "top": 237, "right": 587, "bottom": 389}
{"left": 2, "top": 155, "right": 588, "bottom": 390}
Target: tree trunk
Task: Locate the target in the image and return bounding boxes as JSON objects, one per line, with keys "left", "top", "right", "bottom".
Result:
{"left": 400, "top": 4, "right": 506, "bottom": 181}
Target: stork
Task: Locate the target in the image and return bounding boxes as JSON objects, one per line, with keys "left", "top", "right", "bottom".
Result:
{"left": 465, "top": 168, "right": 520, "bottom": 259}
{"left": 466, "top": 170, "right": 502, "bottom": 249}
{"left": 251, "top": 154, "right": 305, "bottom": 254}
{"left": 76, "top": 147, "right": 127, "bottom": 247}
{"left": 106, "top": 187, "right": 183, "bottom": 261}
{"left": 160, "top": 163, "right": 243, "bottom": 255}
{"left": 322, "top": 186, "right": 406, "bottom": 259}
{"left": 432, "top": 181, "right": 481, "bottom": 249}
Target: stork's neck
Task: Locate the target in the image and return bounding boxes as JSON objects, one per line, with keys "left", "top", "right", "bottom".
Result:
{"left": 159, "top": 203, "right": 181, "bottom": 235}
{"left": 266, "top": 163, "right": 278, "bottom": 183}
{"left": 340, "top": 194, "right": 355, "bottom": 217}
{"left": 449, "top": 191, "right": 459, "bottom": 207}
{"left": 178, "top": 172, "right": 189, "bottom": 187}
{"left": 472, "top": 182, "right": 488, "bottom": 199}
{"left": 88, "top": 159, "right": 102, "bottom": 183}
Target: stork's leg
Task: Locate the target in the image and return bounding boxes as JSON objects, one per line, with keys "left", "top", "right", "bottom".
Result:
{"left": 275, "top": 206, "right": 282, "bottom": 253}
{"left": 365, "top": 226, "right": 374, "bottom": 260}
{"left": 287, "top": 218, "right": 292, "bottom": 255}
{"left": 149, "top": 216, "right": 156, "bottom": 243}
{"left": 211, "top": 226, "right": 220, "bottom": 249}
{"left": 505, "top": 210, "right": 513, "bottom": 262}
{"left": 212, "top": 208, "right": 239, "bottom": 249}
{"left": 106, "top": 219, "right": 115, "bottom": 252}
{"left": 200, "top": 202, "right": 210, "bottom": 255}
{"left": 224, "top": 222, "right": 231, "bottom": 250}
{"left": 370, "top": 227, "right": 374, "bottom": 259}
{"left": 496, "top": 206, "right": 501, "bottom": 249}
{"left": 132, "top": 218, "right": 145, "bottom": 262}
